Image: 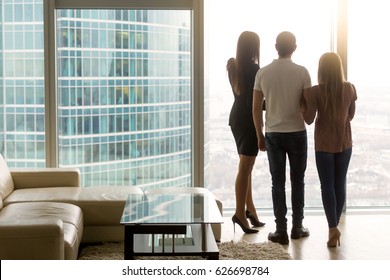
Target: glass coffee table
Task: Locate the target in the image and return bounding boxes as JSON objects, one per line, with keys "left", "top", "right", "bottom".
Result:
{"left": 120, "top": 188, "right": 223, "bottom": 260}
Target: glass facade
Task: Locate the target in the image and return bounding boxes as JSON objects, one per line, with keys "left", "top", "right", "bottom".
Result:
{"left": 1, "top": 1, "right": 192, "bottom": 189}
{"left": 0, "top": 0, "right": 45, "bottom": 167}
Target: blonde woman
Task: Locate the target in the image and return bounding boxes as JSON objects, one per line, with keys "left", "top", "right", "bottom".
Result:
{"left": 302, "top": 52, "right": 357, "bottom": 247}
{"left": 227, "top": 31, "right": 265, "bottom": 234}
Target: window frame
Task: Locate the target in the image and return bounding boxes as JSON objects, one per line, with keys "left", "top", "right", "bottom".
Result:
{"left": 43, "top": 0, "right": 205, "bottom": 187}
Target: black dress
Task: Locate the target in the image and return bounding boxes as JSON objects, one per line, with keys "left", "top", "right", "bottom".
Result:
{"left": 227, "top": 58, "right": 260, "bottom": 156}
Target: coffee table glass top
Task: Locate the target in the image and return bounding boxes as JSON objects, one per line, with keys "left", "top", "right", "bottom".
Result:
{"left": 120, "top": 190, "right": 223, "bottom": 225}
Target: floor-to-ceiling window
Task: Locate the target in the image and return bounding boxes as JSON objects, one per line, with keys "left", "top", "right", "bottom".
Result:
{"left": 1, "top": 0, "right": 203, "bottom": 190}
{"left": 206, "top": 0, "right": 390, "bottom": 210}
{"left": 54, "top": 8, "right": 192, "bottom": 188}
{"left": 205, "top": 0, "right": 334, "bottom": 209}
{"left": 1, "top": 0, "right": 45, "bottom": 167}
{"left": 2, "top": 0, "right": 388, "bottom": 209}
{"left": 347, "top": 0, "right": 390, "bottom": 206}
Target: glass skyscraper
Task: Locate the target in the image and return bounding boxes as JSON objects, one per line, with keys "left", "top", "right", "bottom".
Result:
{"left": 1, "top": 0, "right": 46, "bottom": 167}
{"left": 1, "top": 1, "right": 192, "bottom": 189}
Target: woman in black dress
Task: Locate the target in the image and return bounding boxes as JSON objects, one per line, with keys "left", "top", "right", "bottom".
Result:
{"left": 227, "top": 31, "right": 265, "bottom": 234}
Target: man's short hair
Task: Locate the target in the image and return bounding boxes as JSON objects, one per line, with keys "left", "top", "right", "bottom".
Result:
{"left": 276, "top": 31, "right": 296, "bottom": 56}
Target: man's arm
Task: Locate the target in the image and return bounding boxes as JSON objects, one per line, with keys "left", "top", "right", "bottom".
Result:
{"left": 301, "top": 88, "right": 316, "bottom": 125}
{"left": 252, "top": 89, "right": 266, "bottom": 151}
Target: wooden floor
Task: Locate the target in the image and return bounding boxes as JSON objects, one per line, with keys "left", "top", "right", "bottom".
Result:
{"left": 220, "top": 209, "right": 390, "bottom": 260}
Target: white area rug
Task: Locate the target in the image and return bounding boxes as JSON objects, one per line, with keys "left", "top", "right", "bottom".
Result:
{"left": 78, "top": 240, "right": 292, "bottom": 260}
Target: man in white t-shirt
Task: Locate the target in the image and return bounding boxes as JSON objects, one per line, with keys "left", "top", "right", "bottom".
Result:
{"left": 252, "top": 31, "right": 311, "bottom": 245}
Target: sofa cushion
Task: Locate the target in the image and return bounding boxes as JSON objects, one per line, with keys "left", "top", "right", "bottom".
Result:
{"left": 75, "top": 186, "right": 143, "bottom": 226}
{"left": 10, "top": 168, "right": 80, "bottom": 189}
{"left": 0, "top": 154, "right": 14, "bottom": 200}
{"left": 2, "top": 187, "right": 82, "bottom": 206}
{"left": 0, "top": 202, "right": 84, "bottom": 260}
{"left": 0, "top": 219, "right": 65, "bottom": 260}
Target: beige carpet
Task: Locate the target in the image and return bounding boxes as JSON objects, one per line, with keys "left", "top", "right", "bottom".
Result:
{"left": 78, "top": 241, "right": 292, "bottom": 260}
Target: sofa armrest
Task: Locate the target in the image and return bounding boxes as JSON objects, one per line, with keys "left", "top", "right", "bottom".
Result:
{"left": 10, "top": 168, "right": 80, "bottom": 189}
{"left": 0, "top": 219, "right": 65, "bottom": 260}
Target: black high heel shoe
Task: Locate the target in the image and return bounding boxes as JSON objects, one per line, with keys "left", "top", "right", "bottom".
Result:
{"left": 245, "top": 210, "right": 266, "bottom": 227}
{"left": 232, "top": 215, "right": 259, "bottom": 234}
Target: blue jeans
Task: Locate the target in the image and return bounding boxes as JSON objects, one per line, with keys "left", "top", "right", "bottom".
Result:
{"left": 265, "top": 130, "right": 307, "bottom": 231}
{"left": 315, "top": 148, "right": 352, "bottom": 228}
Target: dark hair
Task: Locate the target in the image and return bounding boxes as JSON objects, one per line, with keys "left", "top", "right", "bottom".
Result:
{"left": 227, "top": 31, "right": 260, "bottom": 95}
{"left": 275, "top": 31, "right": 296, "bottom": 57}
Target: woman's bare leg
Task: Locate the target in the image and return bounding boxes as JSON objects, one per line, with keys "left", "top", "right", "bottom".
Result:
{"left": 234, "top": 155, "right": 256, "bottom": 228}
{"left": 245, "top": 176, "right": 260, "bottom": 221}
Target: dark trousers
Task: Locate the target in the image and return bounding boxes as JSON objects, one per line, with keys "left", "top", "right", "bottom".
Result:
{"left": 315, "top": 148, "right": 352, "bottom": 228}
{"left": 265, "top": 130, "right": 307, "bottom": 231}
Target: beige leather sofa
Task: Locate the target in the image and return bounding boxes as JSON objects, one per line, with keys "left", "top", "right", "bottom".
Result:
{"left": 0, "top": 154, "right": 222, "bottom": 260}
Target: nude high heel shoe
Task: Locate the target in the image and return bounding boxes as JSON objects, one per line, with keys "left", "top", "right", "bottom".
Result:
{"left": 327, "top": 227, "right": 341, "bottom": 247}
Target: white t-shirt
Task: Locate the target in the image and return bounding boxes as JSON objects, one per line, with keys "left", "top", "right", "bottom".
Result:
{"left": 254, "top": 58, "right": 311, "bottom": 133}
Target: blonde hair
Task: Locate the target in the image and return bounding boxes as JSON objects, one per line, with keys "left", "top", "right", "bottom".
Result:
{"left": 227, "top": 31, "right": 260, "bottom": 95}
{"left": 317, "top": 52, "right": 346, "bottom": 120}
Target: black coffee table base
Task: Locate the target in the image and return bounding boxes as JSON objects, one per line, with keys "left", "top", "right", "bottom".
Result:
{"left": 124, "top": 224, "right": 219, "bottom": 260}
